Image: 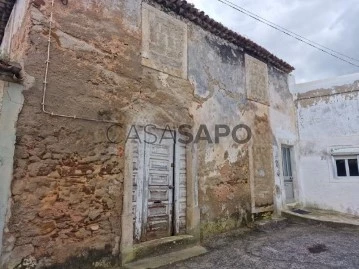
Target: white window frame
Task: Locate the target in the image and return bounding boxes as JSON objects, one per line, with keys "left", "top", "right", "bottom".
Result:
{"left": 332, "top": 155, "right": 359, "bottom": 179}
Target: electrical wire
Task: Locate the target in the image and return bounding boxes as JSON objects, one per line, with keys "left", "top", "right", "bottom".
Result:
{"left": 41, "top": 0, "right": 122, "bottom": 125}
{"left": 219, "top": 0, "right": 359, "bottom": 63}
{"left": 216, "top": 0, "right": 359, "bottom": 68}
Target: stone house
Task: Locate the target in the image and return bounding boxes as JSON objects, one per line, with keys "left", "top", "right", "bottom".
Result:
{"left": 0, "top": 0, "right": 339, "bottom": 268}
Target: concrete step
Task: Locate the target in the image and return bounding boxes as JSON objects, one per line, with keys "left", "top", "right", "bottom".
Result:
{"left": 286, "top": 202, "right": 301, "bottom": 210}
{"left": 282, "top": 208, "right": 359, "bottom": 229}
{"left": 128, "top": 235, "right": 198, "bottom": 264}
{"left": 124, "top": 246, "right": 207, "bottom": 269}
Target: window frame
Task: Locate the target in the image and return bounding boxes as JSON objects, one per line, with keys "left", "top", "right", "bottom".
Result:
{"left": 281, "top": 146, "right": 293, "bottom": 179}
{"left": 333, "top": 155, "right": 359, "bottom": 179}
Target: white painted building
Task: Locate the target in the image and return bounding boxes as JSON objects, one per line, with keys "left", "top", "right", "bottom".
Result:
{"left": 288, "top": 73, "right": 359, "bottom": 216}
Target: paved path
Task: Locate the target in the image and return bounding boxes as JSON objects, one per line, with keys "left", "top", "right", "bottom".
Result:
{"left": 160, "top": 222, "right": 359, "bottom": 269}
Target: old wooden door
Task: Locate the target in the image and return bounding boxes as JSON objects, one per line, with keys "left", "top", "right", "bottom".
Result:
{"left": 132, "top": 127, "right": 187, "bottom": 242}
{"left": 143, "top": 129, "right": 175, "bottom": 241}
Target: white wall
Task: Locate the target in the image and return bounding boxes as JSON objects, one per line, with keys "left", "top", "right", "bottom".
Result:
{"left": 268, "top": 68, "right": 300, "bottom": 213}
{"left": 0, "top": 0, "right": 29, "bottom": 59}
{"left": 0, "top": 81, "right": 3, "bottom": 114}
{"left": 0, "top": 82, "right": 24, "bottom": 255}
{"left": 0, "top": 0, "right": 28, "bottom": 256}
{"left": 295, "top": 73, "right": 359, "bottom": 215}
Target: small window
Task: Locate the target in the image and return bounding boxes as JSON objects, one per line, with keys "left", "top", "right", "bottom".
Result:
{"left": 334, "top": 156, "right": 359, "bottom": 178}
{"left": 336, "top": 159, "right": 347, "bottom": 177}
{"left": 348, "top": 159, "right": 359, "bottom": 176}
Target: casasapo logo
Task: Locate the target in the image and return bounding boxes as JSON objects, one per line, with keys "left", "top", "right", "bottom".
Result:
{"left": 107, "top": 124, "right": 252, "bottom": 145}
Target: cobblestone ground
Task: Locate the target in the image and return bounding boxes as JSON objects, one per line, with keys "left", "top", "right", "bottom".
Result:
{"left": 160, "top": 222, "right": 359, "bottom": 269}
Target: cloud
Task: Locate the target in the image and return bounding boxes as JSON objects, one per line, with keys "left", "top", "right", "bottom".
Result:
{"left": 186, "top": 0, "right": 359, "bottom": 82}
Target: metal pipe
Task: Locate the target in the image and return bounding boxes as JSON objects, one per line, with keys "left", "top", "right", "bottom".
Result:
{"left": 41, "top": 0, "right": 122, "bottom": 125}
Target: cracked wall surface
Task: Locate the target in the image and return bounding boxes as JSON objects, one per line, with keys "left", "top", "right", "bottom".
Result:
{"left": 0, "top": 82, "right": 24, "bottom": 258}
{"left": 2, "top": 1, "right": 143, "bottom": 268}
{"left": 295, "top": 75, "right": 359, "bottom": 216}
{"left": 0, "top": 0, "right": 293, "bottom": 268}
{"left": 188, "top": 24, "right": 250, "bottom": 235}
{"left": 142, "top": 3, "right": 187, "bottom": 79}
{"left": 0, "top": 0, "right": 30, "bottom": 61}
{"left": 268, "top": 69, "right": 298, "bottom": 213}
{"left": 246, "top": 54, "right": 269, "bottom": 105}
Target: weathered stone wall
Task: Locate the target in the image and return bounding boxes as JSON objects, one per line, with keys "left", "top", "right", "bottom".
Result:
{"left": 188, "top": 24, "right": 251, "bottom": 235}
{"left": 244, "top": 55, "right": 277, "bottom": 215}
{"left": 1, "top": 0, "right": 196, "bottom": 267}
{"left": 188, "top": 25, "right": 282, "bottom": 233}
{"left": 268, "top": 68, "right": 298, "bottom": 213}
{"left": 2, "top": 0, "right": 142, "bottom": 268}
{"left": 0, "top": 0, "right": 293, "bottom": 267}
{"left": 142, "top": 3, "right": 187, "bottom": 79}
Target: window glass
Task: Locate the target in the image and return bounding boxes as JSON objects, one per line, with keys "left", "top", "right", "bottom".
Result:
{"left": 336, "top": 159, "right": 347, "bottom": 177}
{"left": 348, "top": 159, "right": 359, "bottom": 176}
{"left": 282, "top": 147, "right": 288, "bottom": 177}
{"left": 286, "top": 148, "right": 292, "bottom": 177}
{"left": 282, "top": 147, "right": 293, "bottom": 178}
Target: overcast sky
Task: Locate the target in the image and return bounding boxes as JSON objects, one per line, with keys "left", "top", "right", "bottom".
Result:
{"left": 186, "top": 0, "right": 359, "bottom": 83}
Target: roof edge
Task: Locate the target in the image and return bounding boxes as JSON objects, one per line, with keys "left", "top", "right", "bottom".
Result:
{"left": 149, "top": 0, "right": 295, "bottom": 73}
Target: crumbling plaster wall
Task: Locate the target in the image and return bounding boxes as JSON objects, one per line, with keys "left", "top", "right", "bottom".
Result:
{"left": 1, "top": 0, "right": 293, "bottom": 267}
{"left": 1, "top": 0, "right": 196, "bottom": 268}
{"left": 295, "top": 74, "right": 359, "bottom": 216}
{"left": 187, "top": 23, "right": 286, "bottom": 233}
{"left": 188, "top": 24, "right": 251, "bottom": 235}
{"left": 245, "top": 55, "right": 276, "bottom": 215}
{"left": 0, "top": 82, "right": 24, "bottom": 257}
{"left": 2, "top": 0, "right": 140, "bottom": 268}
{"left": 0, "top": 0, "right": 29, "bottom": 260}
{"left": 0, "top": 0, "right": 30, "bottom": 60}
{"left": 268, "top": 69, "right": 299, "bottom": 212}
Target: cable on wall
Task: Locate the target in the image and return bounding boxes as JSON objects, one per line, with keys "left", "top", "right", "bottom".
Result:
{"left": 216, "top": 0, "right": 359, "bottom": 69}
{"left": 41, "top": 0, "right": 123, "bottom": 125}
{"left": 219, "top": 0, "right": 359, "bottom": 64}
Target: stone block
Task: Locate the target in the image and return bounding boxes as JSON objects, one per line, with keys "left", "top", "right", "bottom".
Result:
{"left": 245, "top": 54, "right": 269, "bottom": 105}
{"left": 142, "top": 3, "right": 187, "bottom": 79}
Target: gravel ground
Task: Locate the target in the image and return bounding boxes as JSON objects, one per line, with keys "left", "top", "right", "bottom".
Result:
{"left": 160, "top": 222, "right": 359, "bottom": 269}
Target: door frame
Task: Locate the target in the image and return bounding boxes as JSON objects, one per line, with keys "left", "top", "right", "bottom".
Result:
{"left": 139, "top": 127, "right": 176, "bottom": 242}
{"left": 281, "top": 145, "right": 294, "bottom": 203}
{"left": 120, "top": 125, "right": 200, "bottom": 264}
{"left": 279, "top": 143, "right": 298, "bottom": 207}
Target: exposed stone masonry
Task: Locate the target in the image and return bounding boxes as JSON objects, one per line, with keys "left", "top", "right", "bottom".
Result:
{"left": 0, "top": 0, "right": 294, "bottom": 268}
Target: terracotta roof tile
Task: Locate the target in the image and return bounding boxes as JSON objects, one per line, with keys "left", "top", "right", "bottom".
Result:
{"left": 1, "top": 0, "right": 294, "bottom": 73}
{"left": 151, "top": 0, "right": 294, "bottom": 73}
